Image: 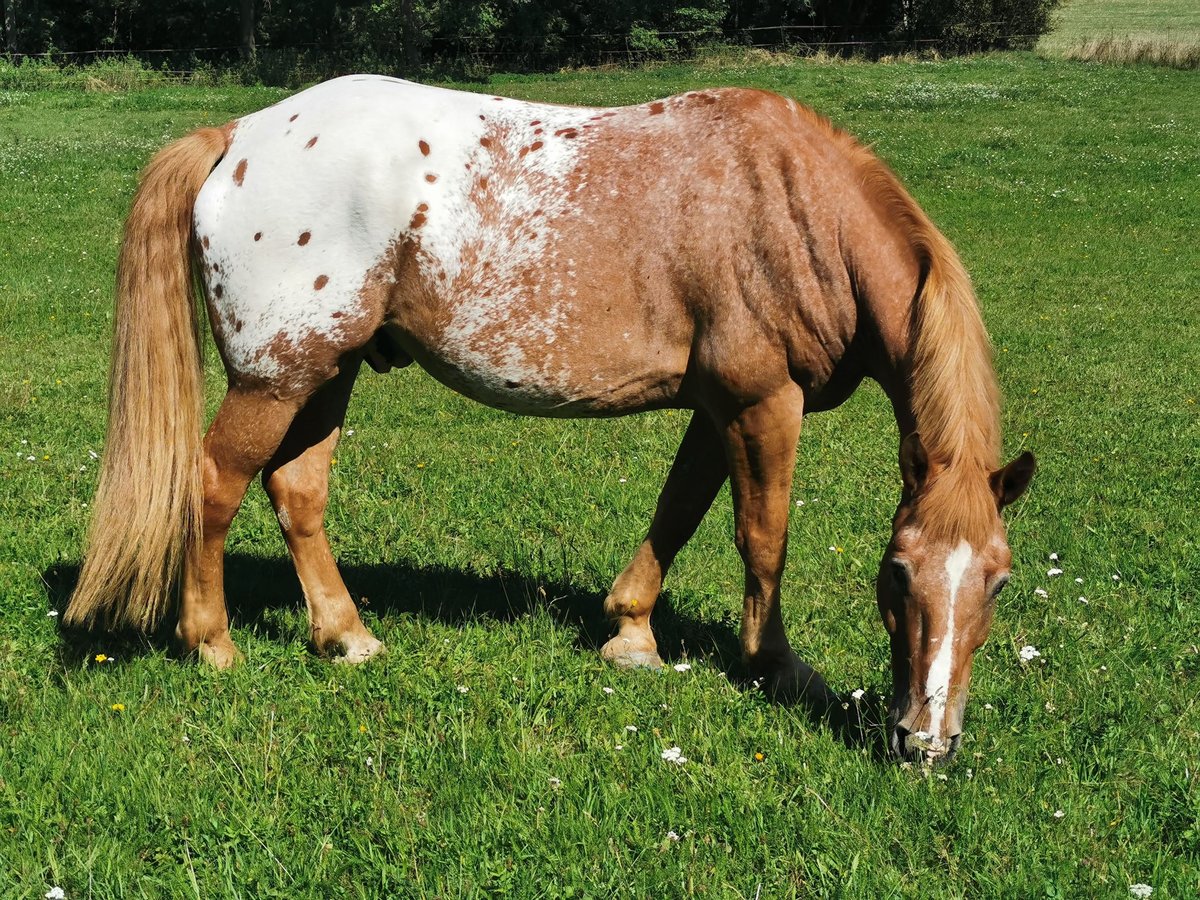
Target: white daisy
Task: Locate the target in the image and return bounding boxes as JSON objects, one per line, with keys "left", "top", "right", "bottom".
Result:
{"left": 661, "top": 746, "right": 688, "bottom": 765}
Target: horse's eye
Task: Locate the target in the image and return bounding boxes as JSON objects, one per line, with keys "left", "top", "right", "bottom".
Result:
{"left": 989, "top": 575, "right": 1010, "bottom": 600}
{"left": 890, "top": 560, "right": 910, "bottom": 594}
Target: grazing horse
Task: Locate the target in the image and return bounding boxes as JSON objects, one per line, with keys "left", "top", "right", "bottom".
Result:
{"left": 65, "top": 76, "right": 1035, "bottom": 763}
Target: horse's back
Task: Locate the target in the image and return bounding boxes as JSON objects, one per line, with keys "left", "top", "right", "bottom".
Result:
{"left": 193, "top": 77, "right": 882, "bottom": 413}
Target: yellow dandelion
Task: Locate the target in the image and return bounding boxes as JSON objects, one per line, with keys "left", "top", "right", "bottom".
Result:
{"left": 416, "top": 462, "right": 426, "bottom": 469}
{"left": 95, "top": 653, "right": 108, "bottom": 663}
{"left": 111, "top": 703, "right": 125, "bottom": 712}
{"left": 754, "top": 752, "right": 765, "bottom": 761}
{"left": 359, "top": 724, "right": 367, "bottom": 734}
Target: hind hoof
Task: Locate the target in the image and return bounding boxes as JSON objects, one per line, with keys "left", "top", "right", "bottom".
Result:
{"left": 197, "top": 637, "right": 243, "bottom": 670}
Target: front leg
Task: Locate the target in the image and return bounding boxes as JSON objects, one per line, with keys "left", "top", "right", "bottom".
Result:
{"left": 720, "top": 384, "right": 824, "bottom": 702}
{"left": 602, "top": 411, "right": 728, "bottom": 668}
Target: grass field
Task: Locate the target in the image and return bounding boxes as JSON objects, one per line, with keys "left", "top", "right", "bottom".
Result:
{"left": 1, "top": 54, "right": 1198, "bottom": 897}
{"left": 1040, "top": 0, "right": 1200, "bottom": 66}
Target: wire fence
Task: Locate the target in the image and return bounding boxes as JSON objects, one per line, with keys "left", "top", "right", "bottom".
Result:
{"left": 0, "top": 22, "right": 1055, "bottom": 88}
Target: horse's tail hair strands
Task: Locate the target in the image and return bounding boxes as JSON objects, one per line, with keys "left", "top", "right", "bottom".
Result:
{"left": 64, "top": 126, "right": 231, "bottom": 631}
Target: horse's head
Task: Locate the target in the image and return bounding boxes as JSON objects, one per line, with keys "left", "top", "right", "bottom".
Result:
{"left": 876, "top": 433, "right": 1035, "bottom": 765}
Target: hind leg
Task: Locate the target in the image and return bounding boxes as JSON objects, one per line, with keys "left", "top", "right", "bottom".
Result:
{"left": 261, "top": 362, "right": 383, "bottom": 663}
{"left": 178, "top": 388, "right": 305, "bottom": 668}
{"left": 602, "top": 412, "right": 728, "bottom": 668}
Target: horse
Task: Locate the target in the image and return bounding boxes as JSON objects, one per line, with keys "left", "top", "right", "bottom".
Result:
{"left": 64, "top": 75, "right": 1035, "bottom": 764}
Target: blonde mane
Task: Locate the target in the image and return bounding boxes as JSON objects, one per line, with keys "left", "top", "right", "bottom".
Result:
{"left": 793, "top": 102, "right": 1002, "bottom": 544}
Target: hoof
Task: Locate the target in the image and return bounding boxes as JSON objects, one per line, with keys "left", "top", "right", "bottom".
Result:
{"left": 331, "top": 634, "right": 386, "bottom": 665}
{"left": 754, "top": 652, "right": 832, "bottom": 707}
{"left": 197, "top": 638, "right": 243, "bottom": 670}
{"left": 601, "top": 635, "right": 664, "bottom": 670}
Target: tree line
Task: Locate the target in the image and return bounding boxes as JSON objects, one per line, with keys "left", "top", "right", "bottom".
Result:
{"left": 1, "top": 0, "right": 1061, "bottom": 75}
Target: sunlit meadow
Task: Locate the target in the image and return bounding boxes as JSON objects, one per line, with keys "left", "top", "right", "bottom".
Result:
{"left": 1, "top": 53, "right": 1197, "bottom": 897}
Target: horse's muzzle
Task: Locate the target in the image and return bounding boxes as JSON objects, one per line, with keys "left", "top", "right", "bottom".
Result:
{"left": 891, "top": 725, "right": 962, "bottom": 766}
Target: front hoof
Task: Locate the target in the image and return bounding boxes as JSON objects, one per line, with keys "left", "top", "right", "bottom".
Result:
{"left": 601, "top": 635, "right": 664, "bottom": 670}
{"left": 197, "top": 637, "right": 243, "bottom": 670}
{"left": 755, "top": 653, "right": 831, "bottom": 707}
{"left": 331, "top": 634, "right": 386, "bottom": 665}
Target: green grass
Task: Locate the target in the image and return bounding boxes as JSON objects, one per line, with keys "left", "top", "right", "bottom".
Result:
{"left": 1040, "top": 0, "right": 1200, "bottom": 64}
{"left": 2, "top": 55, "right": 1198, "bottom": 897}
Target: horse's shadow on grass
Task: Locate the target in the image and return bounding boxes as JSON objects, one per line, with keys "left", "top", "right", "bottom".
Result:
{"left": 44, "top": 554, "right": 889, "bottom": 760}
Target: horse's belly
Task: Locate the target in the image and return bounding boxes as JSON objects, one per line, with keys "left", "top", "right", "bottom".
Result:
{"left": 409, "top": 313, "right": 683, "bottom": 417}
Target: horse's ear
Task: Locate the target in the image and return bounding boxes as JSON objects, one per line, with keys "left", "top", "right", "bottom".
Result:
{"left": 899, "top": 432, "right": 929, "bottom": 495}
{"left": 990, "top": 451, "right": 1036, "bottom": 510}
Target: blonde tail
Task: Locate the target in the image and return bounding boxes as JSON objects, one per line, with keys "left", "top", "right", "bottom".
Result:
{"left": 65, "top": 126, "right": 230, "bottom": 631}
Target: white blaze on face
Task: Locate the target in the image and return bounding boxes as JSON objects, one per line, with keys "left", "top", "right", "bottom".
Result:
{"left": 925, "top": 539, "right": 974, "bottom": 738}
